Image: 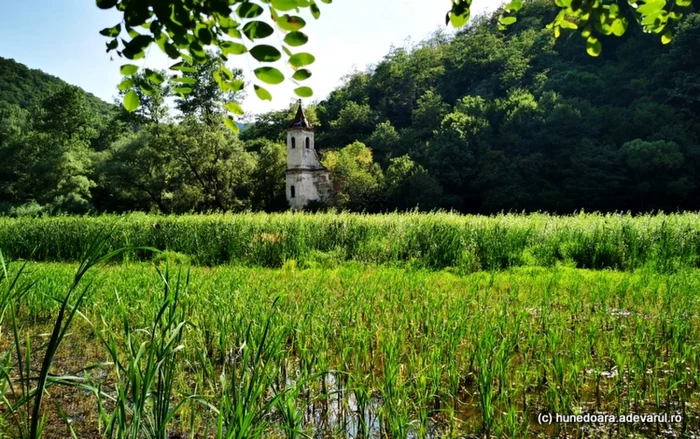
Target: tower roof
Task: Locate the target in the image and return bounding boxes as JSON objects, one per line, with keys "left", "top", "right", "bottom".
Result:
{"left": 287, "top": 99, "right": 312, "bottom": 130}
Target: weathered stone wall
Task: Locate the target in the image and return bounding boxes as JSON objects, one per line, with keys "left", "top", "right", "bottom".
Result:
{"left": 286, "top": 129, "right": 318, "bottom": 169}
{"left": 286, "top": 119, "right": 332, "bottom": 210}
{"left": 286, "top": 169, "right": 331, "bottom": 210}
{"left": 312, "top": 171, "right": 333, "bottom": 202}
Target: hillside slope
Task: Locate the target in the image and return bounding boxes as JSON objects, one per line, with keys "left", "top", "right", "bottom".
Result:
{"left": 0, "top": 56, "right": 112, "bottom": 114}
{"left": 291, "top": 1, "right": 700, "bottom": 214}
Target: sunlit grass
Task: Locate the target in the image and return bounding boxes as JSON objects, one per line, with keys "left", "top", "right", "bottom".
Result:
{"left": 1, "top": 261, "right": 699, "bottom": 437}
{"left": 1, "top": 211, "right": 700, "bottom": 272}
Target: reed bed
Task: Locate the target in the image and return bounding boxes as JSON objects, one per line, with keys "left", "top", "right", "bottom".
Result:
{"left": 2, "top": 261, "right": 699, "bottom": 438}
{"left": 1, "top": 212, "right": 700, "bottom": 271}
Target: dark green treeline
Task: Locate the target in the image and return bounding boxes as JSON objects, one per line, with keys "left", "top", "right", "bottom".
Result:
{"left": 1, "top": 0, "right": 700, "bottom": 215}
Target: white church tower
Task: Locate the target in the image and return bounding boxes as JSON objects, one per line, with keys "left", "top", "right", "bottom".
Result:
{"left": 286, "top": 100, "right": 332, "bottom": 210}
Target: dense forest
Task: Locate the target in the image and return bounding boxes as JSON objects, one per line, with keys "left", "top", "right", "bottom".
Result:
{"left": 1, "top": 0, "right": 700, "bottom": 215}
{"left": 0, "top": 57, "right": 112, "bottom": 115}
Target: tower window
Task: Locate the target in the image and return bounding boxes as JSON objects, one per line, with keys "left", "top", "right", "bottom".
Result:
{"left": 305, "top": 137, "right": 310, "bottom": 149}
{"left": 290, "top": 185, "right": 295, "bottom": 198}
{"left": 291, "top": 137, "right": 296, "bottom": 149}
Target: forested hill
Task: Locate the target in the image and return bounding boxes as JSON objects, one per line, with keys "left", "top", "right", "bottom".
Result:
{"left": 245, "top": 0, "right": 700, "bottom": 214}
{"left": 0, "top": 56, "right": 112, "bottom": 114}
{"left": 1, "top": 1, "right": 699, "bottom": 216}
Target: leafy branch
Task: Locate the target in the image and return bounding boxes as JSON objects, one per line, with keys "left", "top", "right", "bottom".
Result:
{"left": 448, "top": 0, "right": 694, "bottom": 56}
{"left": 97, "top": 0, "right": 327, "bottom": 131}
{"left": 99, "top": 0, "right": 694, "bottom": 128}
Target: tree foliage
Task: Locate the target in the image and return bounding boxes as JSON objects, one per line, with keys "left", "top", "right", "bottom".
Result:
{"left": 448, "top": 0, "right": 696, "bottom": 53}
{"left": 2, "top": 1, "right": 700, "bottom": 215}
{"left": 0, "top": 64, "right": 274, "bottom": 215}
{"left": 173, "top": 51, "right": 245, "bottom": 121}
{"left": 295, "top": 1, "right": 700, "bottom": 213}
{"left": 322, "top": 141, "right": 384, "bottom": 211}
{"left": 0, "top": 86, "right": 100, "bottom": 213}
{"left": 97, "top": 0, "right": 327, "bottom": 127}
{"left": 98, "top": 0, "right": 695, "bottom": 119}
{"left": 0, "top": 57, "right": 112, "bottom": 114}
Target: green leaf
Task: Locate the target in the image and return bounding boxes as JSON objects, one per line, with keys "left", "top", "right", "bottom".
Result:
{"left": 641, "top": 10, "right": 664, "bottom": 26}
{"left": 219, "top": 66, "right": 235, "bottom": 80}
{"left": 189, "top": 41, "right": 207, "bottom": 61}
{"left": 118, "top": 79, "right": 134, "bottom": 91}
{"left": 272, "top": 0, "right": 298, "bottom": 11}
{"left": 225, "top": 102, "right": 245, "bottom": 115}
{"left": 145, "top": 69, "right": 165, "bottom": 85}
{"left": 586, "top": 36, "right": 602, "bottom": 57}
{"left": 294, "top": 86, "right": 313, "bottom": 98}
{"left": 559, "top": 19, "right": 578, "bottom": 30}
{"left": 231, "top": 80, "right": 245, "bottom": 92}
{"left": 170, "top": 62, "right": 197, "bottom": 73}
{"left": 289, "top": 52, "right": 315, "bottom": 68}
{"left": 237, "top": 2, "right": 264, "bottom": 18}
{"left": 163, "top": 42, "right": 181, "bottom": 59}
{"left": 243, "top": 21, "right": 274, "bottom": 40}
{"left": 609, "top": 4, "right": 620, "bottom": 17}
{"left": 277, "top": 15, "right": 306, "bottom": 31}
{"left": 661, "top": 30, "right": 673, "bottom": 44}
{"left": 221, "top": 41, "right": 248, "bottom": 55}
{"left": 173, "top": 86, "right": 193, "bottom": 95}
{"left": 292, "top": 69, "right": 312, "bottom": 81}
{"left": 139, "top": 81, "right": 155, "bottom": 96}
{"left": 217, "top": 15, "right": 239, "bottom": 29}
{"left": 122, "top": 35, "right": 153, "bottom": 60}
{"left": 123, "top": 90, "right": 140, "bottom": 112}
{"left": 611, "top": 18, "right": 626, "bottom": 36}
{"left": 505, "top": 0, "right": 523, "bottom": 13}
{"left": 213, "top": 71, "right": 227, "bottom": 90}
{"left": 254, "top": 67, "right": 285, "bottom": 84}
{"left": 499, "top": 16, "right": 517, "bottom": 26}
{"left": 196, "top": 25, "right": 213, "bottom": 45}
{"left": 250, "top": 45, "right": 282, "bottom": 62}
{"left": 310, "top": 1, "right": 321, "bottom": 19}
{"left": 448, "top": 11, "right": 470, "bottom": 28}
{"left": 120, "top": 64, "right": 139, "bottom": 75}
{"left": 581, "top": 25, "right": 592, "bottom": 38}
{"left": 171, "top": 77, "right": 197, "bottom": 84}
{"left": 284, "top": 31, "right": 309, "bottom": 47}
{"left": 96, "top": 0, "right": 118, "bottom": 9}
{"left": 224, "top": 117, "right": 240, "bottom": 133}
{"left": 226, "top": 27, "right": 242, "bottom": 39}
{"left": 447, "top": 0, "right": 470, "bottom": 28}
{"left": 254, "top": 84, "right": 273, "bottom": 101}
{"left": 637, "top": 0, "right": 666, "bottom": 15}
{"left": 99, "top": 24, "right": 121, "bottom": 37}
{"left": 106, "top": 39, "right": 119, "bottom": 51}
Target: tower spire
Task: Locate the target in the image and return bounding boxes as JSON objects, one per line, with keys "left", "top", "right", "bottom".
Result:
{"left": 287, "top": 99, "right": 311, "bottom": 129}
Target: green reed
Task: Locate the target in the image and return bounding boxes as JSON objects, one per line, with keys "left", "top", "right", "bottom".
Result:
{"left": 2, "top": 257, "right": 700, "bottom": 437}
{"left": 2, "top": 212, "right": 700, "bottom": 272}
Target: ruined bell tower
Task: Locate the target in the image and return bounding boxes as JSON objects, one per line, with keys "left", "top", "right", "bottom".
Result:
{"left": 286, "top": 100, "right": 332, "bottom": 210}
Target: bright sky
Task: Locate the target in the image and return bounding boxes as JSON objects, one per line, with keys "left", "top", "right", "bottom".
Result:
{"left": 0, "top": 0, "right": 500, "bottom": 116}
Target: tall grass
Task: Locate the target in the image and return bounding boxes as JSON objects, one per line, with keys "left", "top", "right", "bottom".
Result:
{"left": 0, "top": 230, "right": 145, "bottom": 439}
{"left": 94, "top": 265, "right": 188, "bottom": 439}
{"left": 4, "top": 261, "right": 697, "bottom": 437}
{"left": 1, "top": 211, "right": 700, "bottom": 271}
